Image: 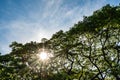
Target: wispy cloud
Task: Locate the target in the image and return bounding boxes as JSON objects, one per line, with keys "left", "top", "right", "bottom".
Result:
{"left": 0, "top": 0, "right": 118, "bottom": 54}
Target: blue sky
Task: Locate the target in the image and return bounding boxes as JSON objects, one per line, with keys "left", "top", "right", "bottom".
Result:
{"left": 0, "top": 0, "right": 120, "bottom": 55}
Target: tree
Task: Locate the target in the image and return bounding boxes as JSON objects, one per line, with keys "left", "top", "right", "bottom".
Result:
{"left": 0, "top": 4, "right": 120, "bottom": 80}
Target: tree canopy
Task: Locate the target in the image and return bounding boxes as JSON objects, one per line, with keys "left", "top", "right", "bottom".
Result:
{"left": 0, "top": 4, "right": 120, "bottom": 80}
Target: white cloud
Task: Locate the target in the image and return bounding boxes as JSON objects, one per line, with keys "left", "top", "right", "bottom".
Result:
{"left": 0, "top": 0, "right": 107, "bottom": 54}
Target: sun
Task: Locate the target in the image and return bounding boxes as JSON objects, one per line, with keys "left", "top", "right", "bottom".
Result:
{"left": 39, "top": 51, "right": 48, "bottom": 61}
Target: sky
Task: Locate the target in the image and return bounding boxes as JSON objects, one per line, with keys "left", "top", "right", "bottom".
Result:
{"left": 0, "top": 0, "right": 120, "bottom": 55}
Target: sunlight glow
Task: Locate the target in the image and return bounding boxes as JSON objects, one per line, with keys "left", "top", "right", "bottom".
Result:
{"left": 39, "top": 51, "right": 48, "bottom": 61}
